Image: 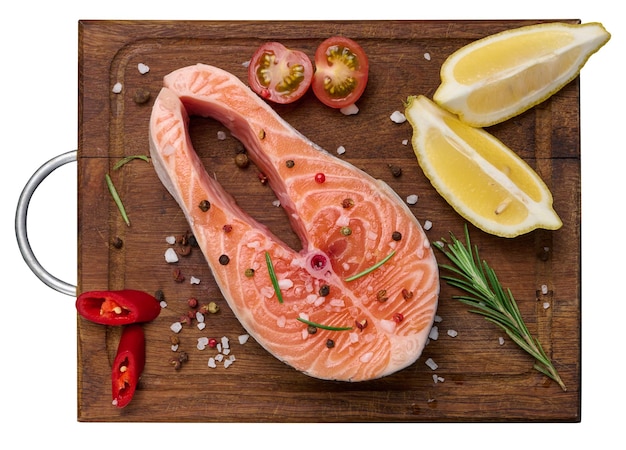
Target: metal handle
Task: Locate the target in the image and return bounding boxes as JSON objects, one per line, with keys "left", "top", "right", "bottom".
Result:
{"left": 15, "top": 150, "right": 77, "bottom": 297}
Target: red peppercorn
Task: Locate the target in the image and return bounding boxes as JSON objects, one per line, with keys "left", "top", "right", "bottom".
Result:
{"left": 208, "top": 338, "right": 218, "bottom": 348}
{"left": 315, "top": 173, "right": 326, "bottom": 183}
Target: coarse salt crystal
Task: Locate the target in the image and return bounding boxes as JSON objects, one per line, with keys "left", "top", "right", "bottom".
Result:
{"left": 390, "top": 111, "right": 407, "bottom": 123}
{"left": 406, "top": 194, "right": 419, "bottom": 205}
{"left": 241, "top": 60, "right": 250, "bottom": 68}
{"left": 208, "top": 357, "right": 217, "bottom": 368}
{"left": 278, "top": 279, "right": 293, "bottom": 290}
{"left": 277, "top": 315, "right": 287, "bottom": 328}
{"left": 499, "top": 337, "right": 505, "bottom": 346}
{"left": 137, "top": 63, "right": 150, "bottom": 74}
{"left": 171, "top": 344, "right": 179, "bottom": 352}
{"left": 402, "top": 139, "right": 408, "bottom": 145}
{"left": 379, "top": 319, "right": 397, "bottom": 334}
{"left": 425, "top": 358, "right": 438, "bottom": 370}
{"left": 423, "top": 220, "right": 433, "bottom": 231}
{"left": 215, "top": 353, "right": 224, "bottom": 362}
{"left": 165, "top": 235, "right": 176, "bottom": 245}
{"left": 447, "top": 329, "right": 458, "bottom": 338}
{"left": 190, "top": 276, "right": 200, "bottom": 285}
{"left": 424, "top": 52, "right": 431, "bottom": 61}
{"left": 217, "top": 130, "right": 226, "bottom": 140}
{"left": 221, "top": 336, "right": 230, "bottom": 349}
{"left": 196, "top": 311, "right": 205, "bottom": 323}
{"left": 336, "top": 145, "right": 346, "bottom": 155}
{"left": 223, "top": 348, "right": 231, "bottom": 355}
{"left": 543, "top": 302, "right": 550, "bottom": 309}
{"left": 197, "top": 322, "right": 206, "bottom": 331}
{"left": 159, "top": 301, "right": 168, "bottom": 309}
{"left": 428, "top": 326, "right": 439, "bottom": 341}
{"left": 434, "top": 315, "right": 443, "bottom": 323}
{"left": 164, "top": 248, "right": 179, "bottom": 263}
{"left": 238, "top": 334, "right": 250, "bottom": 345}
{"left": 340, "top": 104, "right": 359, "bottom": 115}
{"left": 170, "top": 322, "right": 182, "bottom": 333}
{"left": 541, "top": 284, "right": 549, "bottom": 295}
{"left": 112, "top": 82, "right": 122, "bottom": 94}
{"left": 197, "top": 337, "right": 209, "bottom": 350}
{"left": 272, "top": 199, "right": 281, "bottom": 207}
{"left": 224, "top": 359, "right": 234, "bottom": 368}
{"left": 359, "top": 352, "right": 374, "bottom": 363}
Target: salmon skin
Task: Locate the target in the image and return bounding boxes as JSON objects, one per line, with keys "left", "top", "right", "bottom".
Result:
{"left": 149, "top": 64, "right": 439, "bottom": 381}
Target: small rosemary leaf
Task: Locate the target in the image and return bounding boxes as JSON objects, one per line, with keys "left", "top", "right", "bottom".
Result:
{"left": 105, "top": 173, "right": 130, "bottom": 226}
{"left": 345, "top": 250, "right": 396, "bottom": 282}
{"left": 113, "top": 154, "right": 151, "bottom": 170}
{"left": 296, "top": 317, "right": 353, "bottom": 331}
{"left": 265, "top": 252, "right": 284, "bottom": 304}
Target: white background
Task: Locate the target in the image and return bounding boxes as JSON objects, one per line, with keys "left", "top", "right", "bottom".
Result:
{"left": 4, "top": 1, "right": 622, "bottom": 448}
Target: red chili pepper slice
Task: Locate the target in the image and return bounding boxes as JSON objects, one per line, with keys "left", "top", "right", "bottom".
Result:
{"left": 112, "top": 324, "right": 145, "bottom": 408}
{"left": 75, "top": 289, "right": 161, "bottom": 325}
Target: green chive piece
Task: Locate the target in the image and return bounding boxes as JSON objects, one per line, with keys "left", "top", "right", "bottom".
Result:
{"left": 113, "top": 154, "right": 151, "bottom": 170}
{"left": 297, "top": 317, "right": 353, "bottom": 331}
{"left": 345, "top": 250, "right": 396, "bottom": 282}
{"left": 265, "top": 251, "right": 284, "bottom": 304}
{"left": 105, "top": 173, "right": 130, "bottom": 226}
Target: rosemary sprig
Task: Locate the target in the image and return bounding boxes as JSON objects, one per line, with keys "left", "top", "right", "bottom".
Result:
{"left": 296, "top": 317, "right": 353, "bottom": 331}
{"left": 265, "top": 251, "right": 284, "bottom": 304}
{"left": 113, "top": 154, "right": 150, "bottom": 170}
{"left": 433, "top": 225, "right": 566, "bottom": 391}
{"left": 105, "top": 173, "right": 130, "bottom": 226}
{"left": 345, "top": 250, "right": 396, "bottom": 282}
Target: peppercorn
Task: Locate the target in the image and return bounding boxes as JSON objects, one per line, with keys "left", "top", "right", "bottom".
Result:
{"left": 170, "top": 335, "right": 180, "bottom": 346}
{"left": 170, "top": 357, "right": 182, "bottom": 370}
{"left": 392, "top": 231, "right": 402, "bottom": 241}
{"left": 173, "top": 268, "right": 185, "bottom": 283}
{"left": 133, "top": 87, "right": 151, "bottom": 104}
{"left": 285, "top": 159, "right": 295, "bottom": 168}
{"left": 326, "top": 339, "right": 335, "bottom": 348}
{"left": 258, "top": 129, "right": 266, "bottom": 140}
{"left": 198, "top": 199, "right": 211, "bottom": 212}
{"left": 223, "top": 224, "right": 233, "bottom": 233}
{"left": 219, "top": 254, "right": 230, "bottom": 265}
{"left": 235, "top": 153, "right": 250, "bottom": 169}
{"left": 355, "top": 319, "right": 368, "bottom": 331}
{"left": 187, "top": 297, "right": 198, "bottom": 308}
{"left": 402, "top": 288, "right": 414, "bottom": 301}
{"left": 111, "top": 236, "right": 124, "bottom": 249}
{"left": 207, "top": 301, "right": 220, "bottom": 314}
{"left": 340, "top": 226, "right": 352, "bottom": 236}
{"left": 393, "top": 313, "right": 404, "bottom": 323}
{"left": 178, "top": 351, "right": 189, "bottom": 363}
{"left": 342, "top": 198, "right": 355, "bottom": 208}
{"left": 318, "top": 284, "right": 330, "bottom": 296}
{"left": 388, "top": 164, "right": 402, "bottom": 177}
{"left": 245, "top": 268, "right": 255, "bottom": 277}
{"left": 315, "top": 173, "right": 326, "bottom": 183}
{"left": 307, "top": 325, "right": 318, "bottom": 335}
{"left": 154, "top": 290, "right": 165, "bottom": 302}
{"left": 376, "top": 289, "right": 388, "bottom": 302}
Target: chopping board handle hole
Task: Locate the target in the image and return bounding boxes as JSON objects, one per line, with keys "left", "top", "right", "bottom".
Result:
{"left": 15, "top": 150, "right": 77, "bottom": 297}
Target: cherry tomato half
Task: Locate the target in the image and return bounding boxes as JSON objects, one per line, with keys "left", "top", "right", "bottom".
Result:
{"left": 312, "top": 36, "right": 369, "bottom": 109}
{"left": 248, "top": 42, "right": 314, "bottom": 104}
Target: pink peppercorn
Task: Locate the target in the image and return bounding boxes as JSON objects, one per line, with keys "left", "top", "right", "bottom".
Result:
{"left": 208, "top": 338, "right": 218, "bottom": 348}
{"left": 315, "top": 173, "right": 326, "bottom": 183}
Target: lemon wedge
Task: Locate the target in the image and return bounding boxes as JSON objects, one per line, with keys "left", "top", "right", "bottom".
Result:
{"left": 405, "top": 95, "right": 562, "bottom": 238}
{"left": 433, "top": 22, "right": 610, "bottom": 127}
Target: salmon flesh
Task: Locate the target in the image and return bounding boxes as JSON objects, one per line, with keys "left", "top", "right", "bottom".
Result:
{"left": 149, "top": 64, "right": 439, "bottom": 381}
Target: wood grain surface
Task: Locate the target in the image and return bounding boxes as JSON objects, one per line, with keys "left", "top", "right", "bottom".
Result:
{"left": 77, "top": 19, "right": 581, "bottom": 422}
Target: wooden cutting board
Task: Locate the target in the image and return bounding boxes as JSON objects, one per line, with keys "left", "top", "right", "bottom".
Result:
{"left": 77, "top": 19, "right": 581, "bottom": 422}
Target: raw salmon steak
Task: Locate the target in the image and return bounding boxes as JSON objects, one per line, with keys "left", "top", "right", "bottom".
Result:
{"left": 149, "top": 64, "right": 439, "bottom": 381}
